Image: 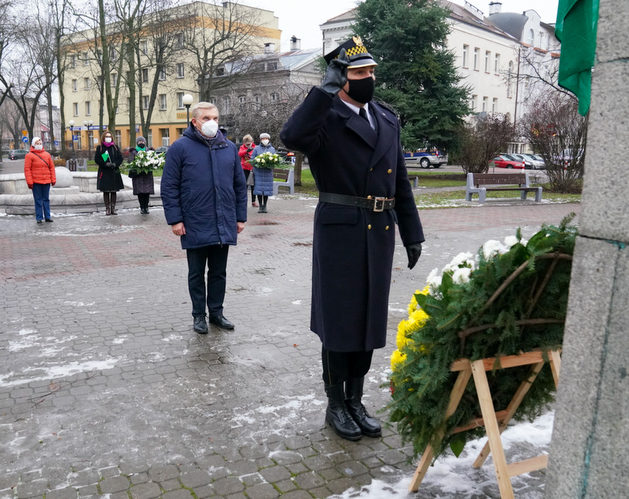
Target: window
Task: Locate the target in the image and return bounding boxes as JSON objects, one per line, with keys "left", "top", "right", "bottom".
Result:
{"left": 142, "top": 68, "right": 149, "bottom": 83}
{"left": 266, "top": 61, "right": 277, "bottom": 71}
{"left": 215, "top": 67, "right": 225, "bottom": 76}
{"left": 462, "top": 44, "right": 469, "bottom": 67}
{"left": 494, "top": 53, "right": 501, "bottom": 73}
{"left": 176, "top": 63, "right": 184, "bottom": 78}
{"left": 492, "top": 98, "right": 498, "bottom": 114}
{"left": 158, "top": 68, "right": 166, "bottom": 81}
{"left": 223, "top": 96, "right": 231, "bottom": 114}
{"left": 539, "top": 31, "right": 544, "bottom": 49}
{"left": 112, "top": 73, "right": 118, "bottom": 86}
{"left": 82, "top": 52, "right": 89, "bottom": 65}
{"left": 72, "top": 79, "right": 77, "bottom": 92}
{"left": 174, "top": 33, "right": 183, "bottom": 49}
{"left": 484, "top": 51, "right": 490, "bottom": 73}
{"left": 85, "top": 101, "right": 91, "bottom": 116}
{"left": 482, "top": 96, "right": 488, "bottom": 113}
{"left": 83, "top": 77, "right": 90, "bottom": 90}
{"left": 109, "top": 46, "right": 116, "bottom": 61}
{"left": 528, "top": 29, "right": 535, "bottom": 45}
{"left": 73, "top": 102, "right": 79, "bottom": 116}
{"left": 159, "top": 93, "right": 167, "bottom": 110}
{"left": 115, "top": 131, "right": 121, "bottom": 144}
{"left": 177, "top": 92, "right": 184, "bottom": 109}
{"left": 140, "top": 40, "right": 148, "bottom": 55}
{"left": 147, "top": 130, "right": 153, "bottom": 147}
{"left": 238, "top": 95, "right": 246, "bottom": 104}
{"left": 473, "top": 48, "right": 480, "bottom": 70}
{"left": 507, "top": 61, "right": 514, "bottom": 98}
{"left": 70, "top": 54, "right": 76, "bottom": 68}
{"left": 142, "top": 96, "right": 149, "bottom": 110}
{"left": 270, "top": 92, "right": 279, "bottom": 102}
{"left": 471, "top": 94, "right": 477, "bottom": 112}
{"left": 160, "top": 128, "right": 170, "bottom": 146}
{"left": 254, "top": 94, "right": 261, "bottom": 104}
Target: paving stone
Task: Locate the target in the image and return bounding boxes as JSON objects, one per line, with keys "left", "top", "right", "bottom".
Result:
{"left": 99, "top": 475, "right": 131, "bottom": 493}
{"left": 148, "top": 464, "right": 179, "bottom": 482}
{"left": 259, "top": 465, "right": 291, "bottom": 483}
{"left": 129, "top": 481, "right": 162, "bottom": 498}
{"left": 45, "top": 487, "right": 79, "bottom": 499}
{"left": 179, "top": 470, "right": 211, "bottom": 488}
{"left": 210, "top": 476, "right": 245, "bottom": 496}
{"left": 242, "top": 482, "right": 278, "bottom": 499}
{"left": 161, "top": 490, "right": 193, "bottom": 499}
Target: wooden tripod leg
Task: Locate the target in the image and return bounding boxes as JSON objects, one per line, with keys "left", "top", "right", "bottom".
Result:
{"left": 473, "top": 361, "right": 545, "bottom": 468}
{"left": 549, "top": 350, "right": 561, "bottom": 387}
{"left": 471, "top": 360, "right": 514, "bottom": 499}
{"left": 409, "top": 367, "right": 472, "bottom": 492}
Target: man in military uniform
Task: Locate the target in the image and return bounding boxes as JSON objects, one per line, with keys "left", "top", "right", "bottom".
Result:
{"left": 281, "top": 37, "right": 424, "bottom": 441}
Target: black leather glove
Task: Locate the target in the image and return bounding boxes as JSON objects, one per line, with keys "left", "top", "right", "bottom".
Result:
{"left": 406, "top": 243, "right": 422, "bottom": 270}
{"left": 319, "top": 48, "right": 349, "bottom": 97}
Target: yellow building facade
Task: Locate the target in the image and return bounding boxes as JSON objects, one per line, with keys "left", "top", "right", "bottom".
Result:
{"left": 62, "top": 1, "right": 280, "bottom": 153}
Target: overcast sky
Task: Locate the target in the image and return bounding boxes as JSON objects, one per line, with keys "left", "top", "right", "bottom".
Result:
{"left": 242, "top": 0, "right": 560, "bottom": 52}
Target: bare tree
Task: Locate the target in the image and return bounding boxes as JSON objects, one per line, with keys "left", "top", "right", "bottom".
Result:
{"left": 520, "top": 93, "right": 586, "bottom": 193}
{"left": 457, "top": 114, "right": 516, "bottom": 174}
{"left": 182, "top": 1, "right": 262, "bottom": 102}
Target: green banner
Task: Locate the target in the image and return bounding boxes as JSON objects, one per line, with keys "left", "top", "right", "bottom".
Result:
{"left": 101, "top": 150, "right": 110, "bottom": 162}
{"left": 555, "top": 0, "right": 600, "bottom": 115}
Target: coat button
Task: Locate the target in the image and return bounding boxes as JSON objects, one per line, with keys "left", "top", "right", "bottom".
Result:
{"left": 367, "top": 224, "right": 372, "bottom": 230}
{"left": 367, "top": 195, "right": 372, "bottom": 199}
{"left": 387, "top": 169, "right": 392, "bottom": 174}
{"left": 385, "top": 225, "right": 390, "bottom": 230}
{"left": 369, "top": 167, "right": 374, "bottom": 172}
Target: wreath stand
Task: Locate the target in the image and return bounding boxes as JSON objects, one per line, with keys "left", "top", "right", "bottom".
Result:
{"left": 408, "top": 349, "right": 561, "bottom": 498}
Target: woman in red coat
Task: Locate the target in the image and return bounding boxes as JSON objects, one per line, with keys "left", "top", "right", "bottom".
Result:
{"left": 238, "top": 134, "right": 257, "bottom": 207}
{"left": 24, "top": 136, "right": 56, "bottom": 223}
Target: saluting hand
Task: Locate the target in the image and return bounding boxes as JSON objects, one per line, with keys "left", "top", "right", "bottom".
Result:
{"left": 320, "top": 48, "right": 349, "bottom": 97}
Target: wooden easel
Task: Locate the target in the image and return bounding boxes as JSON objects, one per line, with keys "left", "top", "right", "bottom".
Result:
{"left": 408, "top": 349, "right": 561, "bottom": 499}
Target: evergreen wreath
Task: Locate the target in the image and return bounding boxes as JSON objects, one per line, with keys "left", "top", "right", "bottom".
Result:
{"left": 389, "top": 215, "right": 577, "bottom": 459}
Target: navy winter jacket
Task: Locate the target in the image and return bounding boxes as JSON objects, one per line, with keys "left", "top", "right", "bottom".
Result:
{"left": 161, "top": 125, "right": 247, "bottom": 249}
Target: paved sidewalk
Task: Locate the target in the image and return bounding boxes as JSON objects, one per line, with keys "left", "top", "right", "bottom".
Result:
{"left": 0, "top": 198, "right": 579, "bottom": 498}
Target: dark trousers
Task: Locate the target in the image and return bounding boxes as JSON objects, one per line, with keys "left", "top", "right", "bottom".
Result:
{"left": 32, "top": 183, "right": 51, "bottom": 221}
{"left": 186, "top": 245, "right": 229, "bottom": 318}
{"left": 137, "top": 193, "right": 150, "bottom": 209}
{"left": 322, "top": 347, "right": 373, "bottom": 385}
{"left": 243, "top": 170, "right": 255, "bottom": 204}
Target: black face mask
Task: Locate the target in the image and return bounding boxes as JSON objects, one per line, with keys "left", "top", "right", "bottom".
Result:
{"left": 346, "top": 76, "right": 375, "bottom": 104}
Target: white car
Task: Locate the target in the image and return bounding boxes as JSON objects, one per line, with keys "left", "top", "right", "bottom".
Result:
{"left": 518, "top": 153, "right": 546, "bottom": 170}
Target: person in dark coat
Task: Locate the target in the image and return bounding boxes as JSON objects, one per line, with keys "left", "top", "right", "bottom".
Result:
{"left": 281, "top": 37, "right": 424, "bottom": 441}
{"left": 161, "top": 102, "right": 248, "bottom": 334}
{"left": 95, "top": 130, "right": 124, "bottom": 215}
{"left": 128, "top": 136, "right": 155, "bottom": 214}
{"left": 250, "top": 132, "right": 275, "bottom": 213}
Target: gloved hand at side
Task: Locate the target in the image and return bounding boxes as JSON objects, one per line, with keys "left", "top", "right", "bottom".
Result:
{"left": 406, "top": 243, "right": 422, "bottom": 270}
{"left": 319, "top": 48, "right": 349, "bottom": 97}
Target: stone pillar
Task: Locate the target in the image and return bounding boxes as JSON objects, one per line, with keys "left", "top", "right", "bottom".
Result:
{"left": 545, "top": 0, "right": 629, "bottom": 496}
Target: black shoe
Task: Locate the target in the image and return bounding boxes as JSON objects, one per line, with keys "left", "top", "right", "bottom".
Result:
{"left": 37, "top": 220, "right": 43, "bottom": 224}
{"left": 260, "top": 206, "right": 267, "bottom": 213}
{"left": 345, "top": 377, "right": 382, "bottom": 438}
{"left": 325, "top": 383, "right": 362, "bottom": 441}
{"left": 45, "top": 218, "right": 53, "bottom": 223}
{"left": 209, "top": 313, "right": 235, "bottom": 330}
{"left": 193, "top": 316, "right": 208, "bottom": 334}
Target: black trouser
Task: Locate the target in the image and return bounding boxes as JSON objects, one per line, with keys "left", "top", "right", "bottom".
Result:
{"left": 186, "top": 245, "right": 229, "bottom": 317}
{"left": 137, "top": 193, "right": 150, "bottom": 210}
{"left": 257, "top": 195, "right": 268, "bottom": 207}
{"left": 322, "top": 347, "right": 373, "bottom": 385}
{"left": 243, "top": 170, "right": 255, "bottom": 204}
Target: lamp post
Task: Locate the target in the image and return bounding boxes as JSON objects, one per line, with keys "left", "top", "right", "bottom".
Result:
{"left": 84, "top": 120, "right": 93, "bottom": 159}
{"left": 68, "top": 120, "right": 76, "bottom": 171}
{"left": 182, "top": 94, "right": 193, "bottom": 125}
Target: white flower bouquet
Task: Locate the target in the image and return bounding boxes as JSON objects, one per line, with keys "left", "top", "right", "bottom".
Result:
{"left": 128, "top": 150, "right": 165, "bottom": 174}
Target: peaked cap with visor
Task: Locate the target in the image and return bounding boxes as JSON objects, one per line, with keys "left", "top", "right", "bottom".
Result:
{"left": 323, "top": 36, "right": 378, "bottom": 69}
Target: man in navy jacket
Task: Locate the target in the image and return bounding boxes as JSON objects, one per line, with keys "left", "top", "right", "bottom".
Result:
{"left": 281, "top": 38, "right": 424, "bottom": 441}
{"left": 161, "top": 102, "right": 247, "bottom": 333}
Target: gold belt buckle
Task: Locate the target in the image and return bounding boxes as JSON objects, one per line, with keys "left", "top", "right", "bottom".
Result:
{"left": 373, "top": 197, "right": 386, "bottom": 212}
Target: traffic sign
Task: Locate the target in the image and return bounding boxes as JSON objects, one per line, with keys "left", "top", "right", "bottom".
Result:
{"left": 22, "top": 137, "right": 28, "bottom": 143}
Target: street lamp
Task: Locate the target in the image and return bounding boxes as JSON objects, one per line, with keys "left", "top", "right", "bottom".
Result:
{"left": 84, "top": 120, "right": 93, "bottom": 159}
{"left": 182, "top": 94, "right": 193, "bottom": 125}
{"left": 68, "top": 120, "right": 76, "bottom": 171}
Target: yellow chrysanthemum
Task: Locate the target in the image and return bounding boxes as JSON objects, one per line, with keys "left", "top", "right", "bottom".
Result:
{"left": 390, "top": 349, "right": 407, "bottom": 371}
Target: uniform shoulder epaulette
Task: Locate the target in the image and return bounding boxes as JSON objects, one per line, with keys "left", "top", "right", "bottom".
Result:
{"left": 373, "top": 99, "right": 398, "bottom": 118}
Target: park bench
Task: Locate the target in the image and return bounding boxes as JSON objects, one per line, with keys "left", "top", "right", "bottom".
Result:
{"left": 465, "top": 172, "right": 542, "bottom": 202}
{"left": 66, "top": 158, "right": 88, "bottom": 172}
{"left": 272, "top": 168, "right": 294, "bottom": 195}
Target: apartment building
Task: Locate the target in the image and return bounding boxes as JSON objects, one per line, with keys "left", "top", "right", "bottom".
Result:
{"left": 62, "top": 1, "right": 280, "bottom": 152}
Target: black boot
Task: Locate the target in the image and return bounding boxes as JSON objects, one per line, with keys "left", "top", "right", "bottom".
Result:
{"left": 345, "top": 377, "right": 382, "bottom": 437}
{"left": 110, "top": 192, "right": 118, "bottom": 215}
{"left": 325, "top": 383, "right": 361, "bottom": 441}
{"left": 104, "top": 193, "right": 111, "bottom": 215}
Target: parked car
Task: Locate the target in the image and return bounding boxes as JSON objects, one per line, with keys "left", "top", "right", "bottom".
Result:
{"left": 491, "top": 154, "right": 525, "bottom": 169}
{"left": 155, "top": 146, "right": 169, "bottom": 154}
{"left": 8, "top": 149, "right": 29, "bottom": 160}
{"left": 518, "top": 153, "right": 546, "bottom": 170}
{"left": 508, "top": 153, "right": 544, "bottom": 170}
{"left": 404, "top": 150, "right": 448, "bottom": 168}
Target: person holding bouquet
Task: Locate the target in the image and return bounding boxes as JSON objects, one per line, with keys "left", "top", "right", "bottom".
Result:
{"left": 250, "top": 132, "right": 275, "bottom": 213}
{"left": 95, "top": 130, "right": 124, "bottom": 215}
{"left": 238, "top": 134, "right": 257, "bottom": 207}
{"left": 128, "top": 136, "right": 155, "bottom": 214}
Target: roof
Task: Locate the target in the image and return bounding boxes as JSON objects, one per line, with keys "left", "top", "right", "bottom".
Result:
{"left": 443, "top": 1, "right": 516, "bottom": 40}
{"left": 487, "top": 12, "right": 529, "bottom": 39}
{"left": 277, "top": 48, "right": 321, "bottom": 70}
{"left": 321, "top": 8, "right": 358, "bottom": 26}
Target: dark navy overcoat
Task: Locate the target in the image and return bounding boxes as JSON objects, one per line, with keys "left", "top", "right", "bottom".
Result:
{"left": 281, "top": 87, "right": 425, "bottom": 352}
{"left": 161, "top": 126, "right": 247, "bottom": 249}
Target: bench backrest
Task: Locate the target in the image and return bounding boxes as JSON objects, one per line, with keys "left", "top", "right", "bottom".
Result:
{"left": 273, "top": 168, "right": 290, "bottom": 181}
{"left": 469, "top": 173, "right": 528, "bottom": 187}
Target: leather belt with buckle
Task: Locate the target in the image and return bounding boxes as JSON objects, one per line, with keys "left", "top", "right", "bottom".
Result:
{"left": 319, "top": 192, "right": 395, "bottom": 212}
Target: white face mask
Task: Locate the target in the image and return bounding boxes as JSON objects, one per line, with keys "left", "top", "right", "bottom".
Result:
{"left": 261, "top": 139, "right": 270, "bottom": 146}
{"left": 201, "top": 120, "right": 219, "bottom": 137}
{"left": 34, "top": 144, "right": 43, "bottom": 151}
